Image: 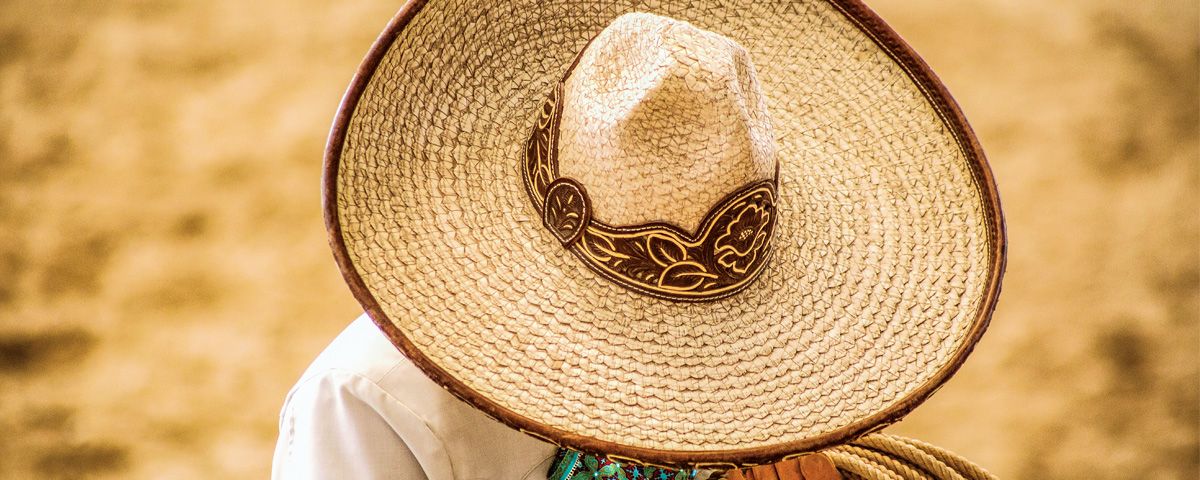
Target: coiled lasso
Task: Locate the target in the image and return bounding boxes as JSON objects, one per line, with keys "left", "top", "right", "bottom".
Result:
{"left": 719, "top": 432, "right": 997, "bottom": 480}
{"left": 822, "top": 433, "right": 997, "bottom": 480}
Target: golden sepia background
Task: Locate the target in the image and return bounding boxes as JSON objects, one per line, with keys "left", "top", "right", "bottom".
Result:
{"left": 1, "top": 0, "right": 1196, "bottom": 478}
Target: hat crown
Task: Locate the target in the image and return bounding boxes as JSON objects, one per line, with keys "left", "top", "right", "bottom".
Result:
{"left": 557, "top": 13, "right": 777, "bottom": 233}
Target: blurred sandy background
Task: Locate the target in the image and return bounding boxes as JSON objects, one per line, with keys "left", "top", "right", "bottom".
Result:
{"left": 0, "top": 0, "right": 1195, "bottom": 478}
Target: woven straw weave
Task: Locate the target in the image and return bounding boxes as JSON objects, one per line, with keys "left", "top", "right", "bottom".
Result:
{"left": 328, "top": 0, "right": 1003, "bottom": 466}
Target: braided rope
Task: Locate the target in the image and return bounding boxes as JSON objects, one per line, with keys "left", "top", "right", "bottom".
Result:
{"left": 834, "top": 445, "right": 934, "bottom": 480}
{"left": 850, "top": 434, "right": 966, "bottom": 480}
{"left": 823, "top": 433, "right": 997, "bottom": 480}
{"left": 824, "top": 449, "right": 907, "bottom": 480}
{"left": 891, "top": 435, "right": 997, "bottom": 480}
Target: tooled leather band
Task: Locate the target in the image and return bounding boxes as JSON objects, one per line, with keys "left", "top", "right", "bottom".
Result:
{"left": 522, "top": 80, "right": 779, "bottom": 302}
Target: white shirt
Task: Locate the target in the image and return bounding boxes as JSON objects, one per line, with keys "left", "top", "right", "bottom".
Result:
{"left": 272, "top": 314, "right": 559, "bottom": 479}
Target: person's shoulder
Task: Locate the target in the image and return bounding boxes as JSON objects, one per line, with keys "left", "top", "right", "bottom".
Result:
{"left": 274, "top": 314, "right": 450, "bottom": 479}
{"left": 288, "top": 313, "right": 455, "bottom": 413}
{"left": 281, "top": 312, "right": 560, "bottom": 479}
{"left": 296, "top": 313, "right": 406, "bottom": 386}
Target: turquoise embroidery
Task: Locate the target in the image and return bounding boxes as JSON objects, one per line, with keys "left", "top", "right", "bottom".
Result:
{"left": 547, "top": 449, "right": 701, "bottom": 480}
{"left": 555, "top": 451, "right": 581, "bottom": 480}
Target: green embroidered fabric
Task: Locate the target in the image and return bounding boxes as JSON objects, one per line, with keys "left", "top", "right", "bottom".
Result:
{"left": 547, "top": 449, "right": 703, "bottom": 480}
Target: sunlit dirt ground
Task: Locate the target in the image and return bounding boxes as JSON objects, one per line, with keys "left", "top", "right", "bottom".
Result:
{"left": 1, "top": 1, "right": 1196, "bottom": 478}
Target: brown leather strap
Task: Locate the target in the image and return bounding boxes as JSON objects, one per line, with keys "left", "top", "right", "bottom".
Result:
{"left": 724, "top": 454, "right": 843, "bottom": 480}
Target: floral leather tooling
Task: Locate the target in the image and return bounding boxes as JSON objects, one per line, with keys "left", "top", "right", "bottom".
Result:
{"left": 522, "top": 82, "right": 778, "bottom": 303}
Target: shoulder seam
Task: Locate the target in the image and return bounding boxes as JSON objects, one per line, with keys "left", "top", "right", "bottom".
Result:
{"left": 294, "top": 367, "right": 459, "bottom": 479}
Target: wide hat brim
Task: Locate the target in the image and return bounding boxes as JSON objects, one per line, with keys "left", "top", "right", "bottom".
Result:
{"left": 324, "top": 0, "right": 1005, "bottom": 468}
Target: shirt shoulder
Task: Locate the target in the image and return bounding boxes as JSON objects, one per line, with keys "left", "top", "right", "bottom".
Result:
{"left": 274, "top": 366, "right": 439, "bottom": 479}
{"left": 296, "top": 313, "right": 407, "bottom": 385}
{"left": 278, "top": 313, "right": 558, "bottom": 480}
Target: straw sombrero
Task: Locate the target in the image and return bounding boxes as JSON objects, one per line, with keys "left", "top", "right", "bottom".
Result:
{"left": 323, "top": 0, "right": 1005, "bottom": 469}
